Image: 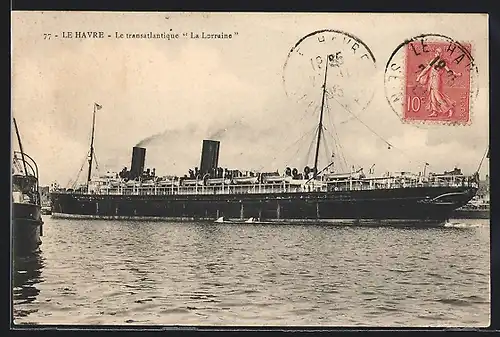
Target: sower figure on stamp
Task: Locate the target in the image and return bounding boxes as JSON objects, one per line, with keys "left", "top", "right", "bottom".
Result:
{"left": 416, "top": 48, "right": 462, "bottom": 118}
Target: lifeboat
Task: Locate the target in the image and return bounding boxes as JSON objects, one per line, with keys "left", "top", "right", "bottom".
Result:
{"left": 232, "top": 176, "right": 259, "bottom": 184}
{"left": 205, "top": 178, "right": 232, "bottom": 185}
{"left": 182, "top": 179, "right": 203, "bottom": 187}
{"left": 262, "top": 175, "right": 293, "bottom": 183}
{"left": 323, "top": 172, "right": 362, "bottom": 180}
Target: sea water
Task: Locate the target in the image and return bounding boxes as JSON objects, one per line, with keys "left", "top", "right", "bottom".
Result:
{"left": 12, "top": 217, "right": 490, "bottom": 327}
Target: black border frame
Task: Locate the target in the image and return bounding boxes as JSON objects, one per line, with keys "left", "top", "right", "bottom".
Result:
{"left": 7, "top": 1, "right": 498, "bottom": 335}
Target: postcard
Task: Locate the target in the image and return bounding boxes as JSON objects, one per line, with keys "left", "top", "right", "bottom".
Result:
{"left": 11, "top": 12, "right": 489, "bottom": 327}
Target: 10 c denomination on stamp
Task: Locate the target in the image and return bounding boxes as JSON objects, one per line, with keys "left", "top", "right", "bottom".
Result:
{"left": 384, "top": 34, "right": 479, "bottom": 126}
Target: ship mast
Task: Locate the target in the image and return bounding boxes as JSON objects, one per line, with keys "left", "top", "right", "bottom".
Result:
{"left": 313, "top": 56, "right": 329, "bottom": 178}
{"left": 13, "top": 118, "right": 29, "bottom": 177}
{"left": 86, "top": 103, "right": 98, "bottom": 187}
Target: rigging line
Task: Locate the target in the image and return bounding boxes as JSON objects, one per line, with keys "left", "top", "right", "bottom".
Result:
{"left": 324, "top": 125, "right": 350, "bottom": 172}
{"left": 78, "top": 150, "right": 91, "bottom": 177}
{"left": 310, "top": 101, "right": 319, "bottom": 116}
{"left": 325, "top": 99, "right": 349, "bottom": 170}
{"left": 330, "top": 131, "right": 346, "bottom": 171}
{"left": 283, "top": 102, "right": 321, "bottom": 154}
{"left": 93, "top": 151, "right": 99, "bottom": 171}
{"left": 320, "top": 103, "right": 334, "bottom": 164}
{"left": 68, "top": 152, "right": 89, "bottom": 188}
{"left": 305, "top": 127, "right": 318, "bottom": 167}
{"left": 300, "top": 103, "right": 321, "bottom": 126}
{"left": 285, "top": 142, "right": 306, "bottom": 168}
{"left": 281, "top": 100, "right": 320, "bottom": 133}
{"left": 328, "top": 95, "right": 424, "bottom": 168}
{"left": 315, "top": 97, "right": 330, "bottom": 170}
{"left": 284, "top": 125, "right": 318, "bottom": 167}
{"left": 325, "top": 95, "right": 336, "bottom": 135}
{"left": 253, "top": 105, "right": 320, "bottom": 166}
{"left": 303, "top": 126, "right": 319, "bottom": 168}
{"left": 321, "top": 128, "right": 331, "bottom": 168}
{"left": 327, "top": 126, "right": 345, "bottom": 169}
{"left": 281, "top": 126, "right": 318, "bottom": 163}
{"left": 70, "top": 171, "right": 82, "bottom": 189}
{"left": 72, "top": 162, "right": 86, "bottom": 187}
{"left": 475, "top": 145, "right": 489, "bottom": 173}
{"left": 262, "top": 125, "right": 319, "bottom": 170}
{"left": 327, "top": 125, "right": 348, "bottom": 171}
{"left": 257, "top": 95, "right": 322, "bottom": 163}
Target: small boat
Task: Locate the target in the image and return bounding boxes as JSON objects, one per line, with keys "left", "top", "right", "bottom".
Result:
{"left": 213, "top": 216, "right": 275, "bottom": 225}
{"left": 450, "top": 195, "right": 490, "bottom": 219}
{"left": 232, "top": 176, "right": 259, "bottom": 184}
{"left": 41, "top": 206, "right": 52, "bottom": 215}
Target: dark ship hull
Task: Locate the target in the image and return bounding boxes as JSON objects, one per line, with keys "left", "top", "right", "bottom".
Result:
{"left": 450, "top": 209, "right": 490, "bottom": 220}
{"left": 12, "top": 203, "right": 43, "bottom": 255}
{"left": 49, "top": 104, "right": 480, "bottom": 226}
{"left": 51, "top": 185, "right": 476, "bottom": 224}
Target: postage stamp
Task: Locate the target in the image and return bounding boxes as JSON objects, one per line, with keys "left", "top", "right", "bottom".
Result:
{"left": 384, "top": 34, "right": 479, "bottom": 126}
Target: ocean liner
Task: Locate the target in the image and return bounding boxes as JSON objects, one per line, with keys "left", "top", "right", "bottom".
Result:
{"left": 12, "top": 118, "right": 43, "bottom": 255}
{"left": 50, "top": 65, "right": 480, "bottom": 225}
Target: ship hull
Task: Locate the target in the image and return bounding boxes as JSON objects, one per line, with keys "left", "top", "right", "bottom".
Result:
{"left": 50, "top": 186, "right": 476, "bottom": 224}
{"left": 12, "top": 203, "right": 43, "bottom": 256}
{"left": 450, "top": 209, "right": 490, "bottom": 220}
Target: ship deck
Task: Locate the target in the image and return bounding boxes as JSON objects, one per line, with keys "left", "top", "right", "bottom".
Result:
{"left": 54, "top": 173, "right": 478, "bottom": 197}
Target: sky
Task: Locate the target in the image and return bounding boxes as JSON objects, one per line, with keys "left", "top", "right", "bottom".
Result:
{"left": 11, "top": 12, "right": 489, "bottom": 186}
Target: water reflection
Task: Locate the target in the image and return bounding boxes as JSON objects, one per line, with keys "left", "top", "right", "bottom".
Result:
{"left": 12, "top": 250, "right": 44, "bottom": 319}
{"left": 11, "top": 218, "right": 490, "bottom": 326}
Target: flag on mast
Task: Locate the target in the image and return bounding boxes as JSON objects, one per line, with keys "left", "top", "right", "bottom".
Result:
{"left": 95, "top": 103, "right": 102, "bottom": 110}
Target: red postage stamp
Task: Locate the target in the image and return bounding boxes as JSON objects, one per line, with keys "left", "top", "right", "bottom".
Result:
{"left": 403, "top": 42, "right": 472, "bottom": 124}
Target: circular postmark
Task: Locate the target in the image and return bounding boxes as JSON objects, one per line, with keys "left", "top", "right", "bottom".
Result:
{"left": 384, "top": 33, "right": 479, "bottom": 128}
{"left": 282, "top": 30, "right": 377, "bottom": 125}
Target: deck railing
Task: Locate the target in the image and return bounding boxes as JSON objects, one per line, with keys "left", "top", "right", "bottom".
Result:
{"left": 53, "top": 174, "right": 478, "bottom": 196}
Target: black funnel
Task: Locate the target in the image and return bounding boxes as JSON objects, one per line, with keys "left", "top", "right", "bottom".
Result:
{"left": 130, "top": 146, "right": 146, "bottom": 179}
{"left": 199, "top": 140, "right": 220, "bottom": 176}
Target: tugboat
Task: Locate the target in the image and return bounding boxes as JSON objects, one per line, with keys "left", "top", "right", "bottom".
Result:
{"left": 12, "top": 118, "right": 43, "bottom": 255}
{"left": 451, "top": 195, "right": 490, "bottom": 219}
{"left": 450, "top": 157, "right": 490, "bottom": 220}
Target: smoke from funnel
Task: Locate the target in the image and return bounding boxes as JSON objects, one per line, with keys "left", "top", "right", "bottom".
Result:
{"left": 135, "top": 123, "right": 199, "bottom": 147}
{"left": 135, "top": 130, "right": 168, "bottom": 147}
{"left": 208, "top": 120, "right": 245, "bottom": 140}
